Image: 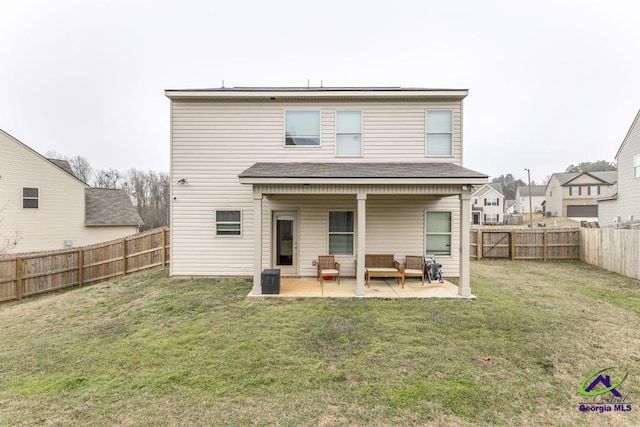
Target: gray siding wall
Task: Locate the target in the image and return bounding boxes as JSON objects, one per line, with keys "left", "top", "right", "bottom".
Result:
{"left": 600, "top": 115, "right": 640, "bottom": 225}
{"left": 170, "top": 99, "right": 464, "bottom": 276}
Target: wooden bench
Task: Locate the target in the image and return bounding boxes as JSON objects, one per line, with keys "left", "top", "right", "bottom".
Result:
{"left": 364, "top": 254, "right": 403, "bottom": 288}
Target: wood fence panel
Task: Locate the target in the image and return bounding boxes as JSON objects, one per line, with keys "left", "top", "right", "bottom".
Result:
{"left": 472, "top": 228, "right": 580, "bottom": 262}
{"left": 581, "top": 228, "right": 640, "bottom": 280}
{"left": 0, "top": 227, "right": 170, "bottom": 303}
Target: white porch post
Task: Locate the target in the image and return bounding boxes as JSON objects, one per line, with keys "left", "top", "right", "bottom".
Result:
{"left": 251, "top": 191, "right": 263, "bottom": 295}
{"left": 356, "top": 192, "right": 367, "bottom": 296}
{"left": 459, "top": 191, "right": 472, "bottom": 296}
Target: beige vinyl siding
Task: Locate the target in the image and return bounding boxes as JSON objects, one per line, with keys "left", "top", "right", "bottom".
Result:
{"left": 601, "top": 114, "right": 640, "bottom": 224}
{"left": 0, "top": 131, "right": 138, "bottom": 253}
{"left": 545, "top": 176, "right": 564, "bottom": 217}
{"left": 170, "top": 99, "right": 465, "bottom": 276}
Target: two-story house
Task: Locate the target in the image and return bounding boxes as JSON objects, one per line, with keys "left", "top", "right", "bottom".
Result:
{"left": 515, "top": 185, "right": 546, "bottom": 214}
{"left": 166, "top": 87, "right": 488, "bottom": 296}
{"left": 545, "top": 171, "right": 617, "bottom": 219}
{"left": 599, "top": 110, "right": 640, "bottom": 225}
{"left": 0, "top": 129, "right": 142, "bottom": 253}
{"left": 471, "top": 183, "right": 505, "bottom": 225}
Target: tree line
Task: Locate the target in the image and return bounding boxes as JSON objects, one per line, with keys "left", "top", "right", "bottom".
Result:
{"left": 48, "top": 152, "right": 170, "bottom": 231}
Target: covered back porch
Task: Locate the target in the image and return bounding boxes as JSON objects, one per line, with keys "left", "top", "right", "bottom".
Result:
{"left": 239, "top": 162, "right": 488, "bottom": 298}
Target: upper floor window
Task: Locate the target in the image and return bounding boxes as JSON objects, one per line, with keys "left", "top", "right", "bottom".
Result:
{"left": 588, "top": 185, "right": 600, "bottom": 196}
{"left": 484, "top": 198, "right": 499, "bottom": 206}
{"left": 336, "top": 111, "right": 362, "bottom": 156}
{"left": 634, "top": 154, "right": 640, "bottom": 178}
{"left": 570, "top": 186, "right": 581, "bottom": 196}
{"left": 23, "top": 187, "right": 39, "bottom": 209}
{"left": 425, "top": 211, "right": 451, "bottom": 256}
{"left": 285, "top": 110, "right": 320, "bottom": 146}
{"left": 426, "top": 110, "right": 452, "bottom": 156}
{"left": 215, "top": 210, "right": 242, "bottom": 236}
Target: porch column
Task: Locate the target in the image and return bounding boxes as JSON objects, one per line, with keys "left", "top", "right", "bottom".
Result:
{"left": 459, "top": 192, "right": 472, "bottom": 296}
{"left": 356, "top": 192, "right": 367, "bottom": 296}
{"left": 251, "top": 192, "right": 263, "bottom": 295}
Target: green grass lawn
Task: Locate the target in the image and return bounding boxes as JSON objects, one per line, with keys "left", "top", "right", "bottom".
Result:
{"left": 1, "top": 261, "right": 640, "bottom": 426}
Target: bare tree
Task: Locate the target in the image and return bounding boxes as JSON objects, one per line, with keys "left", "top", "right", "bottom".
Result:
{"left": 121, "top": 169, "right": 170, "bottom": 230}
{"left": 69, "top": 155, "right": 93, "bottom": 183}
{"left": 94, "top": 168, "right": 121, "bottom": 189}
{"left": 0, "top": 201, "right": 22, "bottom": 255}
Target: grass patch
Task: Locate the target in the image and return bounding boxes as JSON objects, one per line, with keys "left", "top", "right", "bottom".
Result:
{"left": 1, "top": 262, "right": 640, "bottom": 425}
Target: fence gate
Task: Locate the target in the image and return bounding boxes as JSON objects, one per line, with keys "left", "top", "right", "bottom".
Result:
{"left": 482, "top": 231, "right": 511, "bottom": 258}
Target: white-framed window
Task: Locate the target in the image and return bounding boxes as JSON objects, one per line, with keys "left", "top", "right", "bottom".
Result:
{"left": 285, "top": 110, "right": 320, "bottom": 146}
{"left": 484, "top": 198, "right": 499, "bottom": 206}
{"left": 570, "top": 186, "right": 581, "bottom": 196}
{"left": 23, "top": 187, "right": 39, "bottom": 209}
{"left": 328, "top": 211, "right": 354, "bottom": 255}
{"left": 473, "top": 198, "right": 478, "bottom": 205}
{"left": 426, "top": 110, "right": 452, "bottom": 156}
{"left": 215, "top": 210, "right": 242, "bottom": 236}
{"left": 425, "top": 211, "right": 451, "bottom": 256}
{"left": 588, "top": 185, "right": 600, "bottom": 195}
{"left": 336, "top": 110, "right": 362, "bottom": 156}
{"left": 634, "top": 154, "right": 640, "bottom": 178}
{"left": 484, "top": 213, "right": 499, "bottom": 223}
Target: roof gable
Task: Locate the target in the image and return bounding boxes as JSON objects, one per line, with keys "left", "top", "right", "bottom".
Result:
{"left": 0, "top": 129, "right": 88, "bottom": 187}
{"left": 562, "top": 171, "right": 617, "bottom": 186}
{"left": 615, "top": 109, "right": 640, "bottom": 160}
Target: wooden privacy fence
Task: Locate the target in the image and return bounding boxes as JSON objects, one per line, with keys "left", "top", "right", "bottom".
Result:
{"left": 0, "top": 227, "right": 170, "bottom": 302}
{"left": 470, "top": 228, "right": 581, "bottom": 260}
{"left": 580, "top": 227, "right": 640, "bottom": 280}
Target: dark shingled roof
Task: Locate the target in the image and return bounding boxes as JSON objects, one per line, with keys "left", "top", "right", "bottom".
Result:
{"left": 554, "top": 171, "right": 617, "bottom": 185}
{"left": 85, "top": 188, "right": 142, "bottom": 226}
{"left": 48, "top": 158, "right": 75, "bottom": 177}
{"left": 239, "top": 162, "right": 487, "bottom": 179}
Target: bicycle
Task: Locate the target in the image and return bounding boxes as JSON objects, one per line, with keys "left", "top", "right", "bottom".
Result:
{"left": 424, "top": 255, "right": 443, "bottom": 283}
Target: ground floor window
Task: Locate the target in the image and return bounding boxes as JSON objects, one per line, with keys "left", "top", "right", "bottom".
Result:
{"left": 328, "top": 211, "right": 354, "bottom": 255}
{"left": 484, "top": 213, "right": 499, "bottom": 223}
{"left": 215, "top": 210, "right": 242, "bottom": 236}
{"left": 425, "top": 211, "right": 451, "bottom": 256}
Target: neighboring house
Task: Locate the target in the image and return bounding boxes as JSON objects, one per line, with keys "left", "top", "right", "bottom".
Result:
{"left": 471, "top": 183, "right": 505, "bottom": 225}
{"left": 599, "top": 110, "right": 640, "bottom": 226}
{"left": 0, "top": 129, "right": 142, "bottom": 253}
{"left": 166, "top": 87, "right": 488, "bottom": 296}
{"left": 545, "top": 171, "right": 617, "bottom": 220}
{"left": 515, "top": 185, "right": 546, "bottom": 214}
{"left": 504, "top": 200, "right": 516, "bottom": 215}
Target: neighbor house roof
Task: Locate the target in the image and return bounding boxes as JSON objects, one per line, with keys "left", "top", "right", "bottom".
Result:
{"left": 472, "top": 183, "right": 504, "bottom": 198}
{"left": 554, "top": 171, "right": 617, "bottom": 186}
{"left": 517, "top": 185, "right": 546, "bottom": 197}
{"left": 48, "top": 158, "right": 75, "bottom": 177}
{"left": 85, "top": 188, "right": 142, "bottom": 226}
{"left": 239, "top": 162, "right": 487, "bottom": 185}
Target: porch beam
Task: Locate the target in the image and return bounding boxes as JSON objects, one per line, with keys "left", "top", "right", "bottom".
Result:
{"left": 251, "top": 192, "right": 263, "bottom": 295}
{"left": 459, "top": 192, "right": 472, "bottom": 296}
{"left": 356, "top": 192, "right": 367, "bottom": 296}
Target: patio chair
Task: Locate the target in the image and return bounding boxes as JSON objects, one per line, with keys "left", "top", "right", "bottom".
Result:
{"left": 317, "top": 255, "right": 340, "bottom": 286}
{"left": 403, "top": 255, "right": 425, "bottom": 286}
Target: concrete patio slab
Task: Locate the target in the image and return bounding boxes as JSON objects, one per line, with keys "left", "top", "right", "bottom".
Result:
{"left": 248, "top": 276, "right": 475, "bottom": 299}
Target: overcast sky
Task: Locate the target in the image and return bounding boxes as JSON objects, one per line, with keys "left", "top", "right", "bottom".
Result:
{"left": 2, "top": 0, "right": 639, "bottom": 184}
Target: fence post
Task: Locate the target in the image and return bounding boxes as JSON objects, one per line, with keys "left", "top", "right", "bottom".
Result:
{"left": 78, "top": 249, "right": 84, "bottom": 287}
{"left": 16, "top": 257, "right": 23, "bottom": 300}
{"left": 510, "top": 231, "right": 516, "bottom": 261}
{"left": 122, "top": 239, "right": 128, "bottom": 276}
{"left": 161, "top": 228, "right": 167, "bottom": 267}
{"left": 543, "top": 231, "right": 548, "bottom": 261}
{"left": 476, "top": 230, "right": 483, "bottom": 259}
